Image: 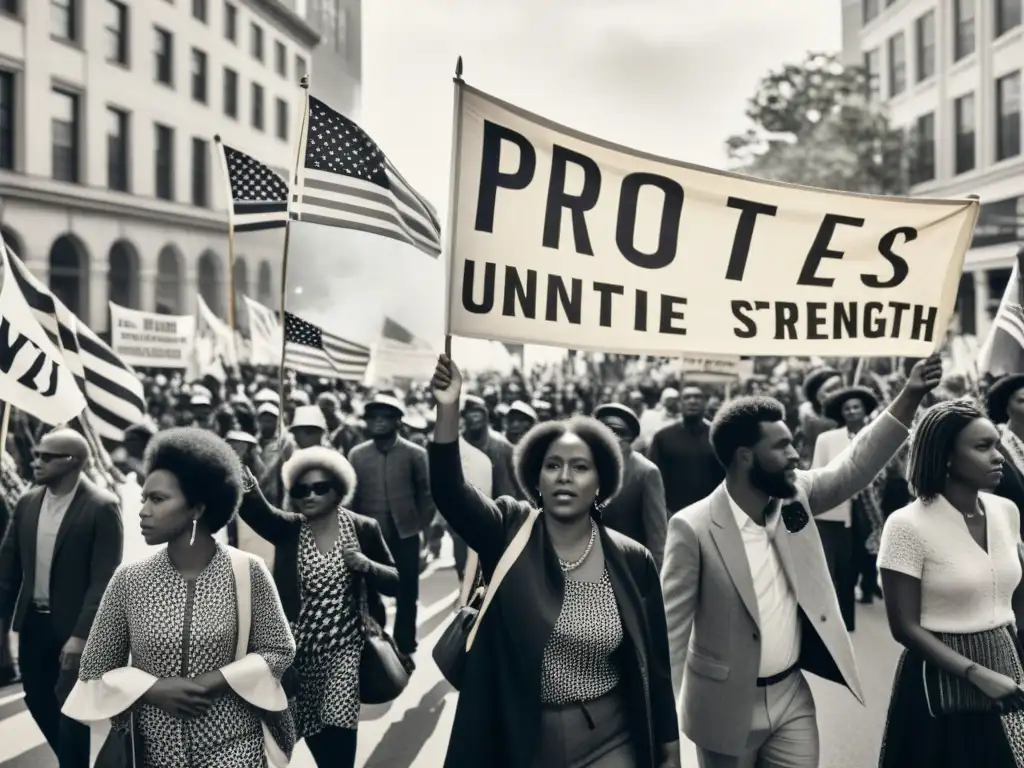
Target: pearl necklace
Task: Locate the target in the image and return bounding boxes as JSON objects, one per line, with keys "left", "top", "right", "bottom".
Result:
{"left": 559, "top": 518, "right": 597, "bottom": 573}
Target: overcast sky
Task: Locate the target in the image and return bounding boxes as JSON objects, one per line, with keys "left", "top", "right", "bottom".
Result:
{"left": 288, "top": 0, "right": 842, "bottom": 350}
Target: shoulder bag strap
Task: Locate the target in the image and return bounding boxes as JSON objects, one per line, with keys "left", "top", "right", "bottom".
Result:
{"left": 228, "top": 547, "right": 252, "bottom": 661}
{"left": 466, "top": 507, "right": 540, "bottom": 651}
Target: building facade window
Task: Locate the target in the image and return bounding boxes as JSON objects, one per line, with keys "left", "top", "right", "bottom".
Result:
{"left": 251, "top": 83, "right": 264, "bottom": 130}
{"left": 954, "top": 92, "right": 976, "bottom": 174}
{"left": 295, "top": 55, "right": 307, "bottom": 84}
{"left": 107, "top": 107, "right": 129, "bottom": 192}
{"left": 223, "top": 67, "right": 238, "bottom": 118}
{"left": 864, "top": 48, "right": 880, "bottom": 101}
{"left": 155, "top": 124, "right": 175, "bottom": 200}
{"left": 155, "top": 27, "right": 174, "bottom": 86}
{"left": 51, "top": 0, "right": 76, "bottom": 42}
{"left": 224, "top": 1, "right": 237, "bottom": 42}
{"left": 916, "top": 10, "right": 935, "bottom": 82}
{"left": 888, "top": 32, "right": 906, "bottom": 97}
{"left": 191, "top": 137, "right": 208, "bottom": 207}
{"left": 911, "top": 112, "right": 935, "bottom": 184}
{"left": 191, "top": 48, "right": 208, "bottom": 103}
{"left": 105, "top": 0, "right": 129, "bottom": 65}
{"left": 192, "top": 0, "right": 207, "bottom": 23}
{"left": 0, "top": 70, "right": 13, "bottom": 171}
{"left": 51, "top": 88, "right": 80, "bottom": 183}
{"left": 954, "top": 0, "right": 976, "bottom": 61}
{"left": 275, "top": 41, "right": 287, "bottom": 77}
{"left": 997, "top": 71, "right": 1022, "bottom": 161}
{"left": 251, "top": 23, "right": 264, "bottom": 61}
{"left": 863, "top": 0, "right": 879, "bottom": 24}
{"left": 0, "top": 1, "right": 18, "bottom": 17}
{"left": 996, "top": 0, "right": 1022, "bottom": 38}
{"left": 275, "top": 98, "right": 288, "bottom": 141}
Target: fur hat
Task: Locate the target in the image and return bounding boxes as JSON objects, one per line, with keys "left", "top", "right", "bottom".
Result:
{"left": 280, "top": 446, "right": 357, "bottom": 508}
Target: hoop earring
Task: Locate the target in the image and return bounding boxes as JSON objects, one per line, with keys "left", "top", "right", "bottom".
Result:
{"left": 189, "top": 519, "right": 197, "bottom": 547}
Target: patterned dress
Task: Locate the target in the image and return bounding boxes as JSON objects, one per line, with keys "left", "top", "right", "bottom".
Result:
{"left": 293, "top": 509, "right": 365, "bottom": 738}
{"left": 78, "top": 545, "right": 295, "bottom": 768}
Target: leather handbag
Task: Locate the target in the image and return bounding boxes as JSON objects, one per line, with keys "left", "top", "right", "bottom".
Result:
{"left": 358, "top": 594, "right": 412, "bottom": 704}
{"left": 94, "top": 714, "right": 142, "bottom": 768}
{"left": 433, "top": 508, "right": 539, "bottom": 690}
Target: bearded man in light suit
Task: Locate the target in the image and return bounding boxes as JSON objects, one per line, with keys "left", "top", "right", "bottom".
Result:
{"left": 661, "top": 356, "right": 942, "bottom": 768}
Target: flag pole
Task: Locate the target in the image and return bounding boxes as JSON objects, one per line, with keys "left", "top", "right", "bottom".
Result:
{"left": 0, "top": 403, "right": 11, "bottom": 464}
{"left": 214, "top": 135, "right": 242, "bottom": 374}
{"left": 276, "top": 74, "right": 311, "bottom": 437}
{"left": 442, "top": 56, "right": 465, "bottom": 361}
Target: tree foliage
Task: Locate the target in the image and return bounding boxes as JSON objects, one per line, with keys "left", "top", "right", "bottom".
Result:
{"left": 726, "top": 52, "right": 914, "bottom": 195}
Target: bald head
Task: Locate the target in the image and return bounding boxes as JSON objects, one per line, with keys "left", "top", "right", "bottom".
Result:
{"left": 40, "top": 428, "right": 89, "bottom": 460}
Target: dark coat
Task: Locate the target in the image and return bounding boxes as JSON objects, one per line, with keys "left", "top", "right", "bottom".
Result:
{"left": 994, "top": 444, "right": 1024, "bottom": 537}
{"left": 0, "top": 477, "right": 123, "bottom": 642}
{"left": 236, "top": 483, "right": 399, "bottom": 628}
{"left": 428, "top": 441, "right": 678, "bottom": 768}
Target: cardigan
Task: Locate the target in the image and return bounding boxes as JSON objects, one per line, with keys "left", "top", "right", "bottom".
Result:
{"left": 348, "top": 437, "right": 435, "bottom": 540}
{"left": 428, "top": 440, "right": 678, "bottom": 768}
{"left": 236, "top": 483, "right": 399, "bottom": 629}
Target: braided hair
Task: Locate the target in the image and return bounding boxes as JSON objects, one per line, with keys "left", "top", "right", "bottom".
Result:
{"left": 907, "top": 398, "right": 987, "bottom": 502}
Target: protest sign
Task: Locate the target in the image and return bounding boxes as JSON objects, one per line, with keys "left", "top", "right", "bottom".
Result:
{"left": 446, "top": 83, "right": 979, "bottom": 358}
{"left": 0, "top": 243, "right": 86, "bottom": 424}
{"left": 110, "top": 303, "right": 195, "bottom": 369}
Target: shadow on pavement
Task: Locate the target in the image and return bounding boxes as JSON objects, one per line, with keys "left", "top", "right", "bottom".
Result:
{"left": 361, "top": 680, "right": 452, "bottom": 768}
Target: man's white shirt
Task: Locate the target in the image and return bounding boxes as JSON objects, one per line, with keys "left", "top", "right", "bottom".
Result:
{"left": 726, "top": 490, "right": 801, "bottom": 677}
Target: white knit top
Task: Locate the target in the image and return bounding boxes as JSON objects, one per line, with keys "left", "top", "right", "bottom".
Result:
{"left": 878, "top": 493, "right": 1022, "bottom": 634}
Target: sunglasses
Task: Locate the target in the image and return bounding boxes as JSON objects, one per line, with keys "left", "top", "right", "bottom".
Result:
{"left": 289, "top": 481, "right": 334, "bottom": 500}
{"left": 32, "top": 451, "right": 73, "bottom": 463}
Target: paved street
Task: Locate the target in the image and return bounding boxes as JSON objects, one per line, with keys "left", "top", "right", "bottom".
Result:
{"left": 0, "top": 572, "right": 900, "bottom": 768}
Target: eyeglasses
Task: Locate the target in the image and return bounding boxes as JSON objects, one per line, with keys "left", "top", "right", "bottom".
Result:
{"left": 289, "top": 481, "right": 334, "bottom": 500}
{"left": 32, "top": 451, "right": 73, "bottom": 463}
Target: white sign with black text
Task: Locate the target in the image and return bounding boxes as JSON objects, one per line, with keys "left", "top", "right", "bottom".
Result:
{"left": 110, "top": 303, "right": 195, "bottom": 369}
{"left": 446, "top": 83, "right": 979, "bottom": 358}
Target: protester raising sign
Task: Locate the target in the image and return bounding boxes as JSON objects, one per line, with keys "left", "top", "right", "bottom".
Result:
{"left": 446, "top": 83, "right": 979, "bottom": 358}
{"left": 0, "top": 241, "right": 86, "bottom": 424}
{"left": 109, "top": 303, "right": 195, "bottom": 369}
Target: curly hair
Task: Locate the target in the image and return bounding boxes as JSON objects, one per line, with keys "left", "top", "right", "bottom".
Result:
{"left": 709, "top": 396, "right": 787, "bottom": 468}
{"left": 280, "top": 446, "right": 357, "bottom": 508}
{"left": 907, "top": 398, "right": 987, "bottom": 502}
{"left": 144, "top": 427, "right": 244, "bottom": 533}
{"left": 513, "top": 416, "right": 624, "bottom": 511}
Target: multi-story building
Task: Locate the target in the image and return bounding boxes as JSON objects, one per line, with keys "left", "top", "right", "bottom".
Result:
{"left": 0, "top": 0, "right": 342, "bottom": 335}
{"left": 281, "top": 0, "right": 361, "bottom": 120}
{"left": 845, "top": 0, "right": 1024, "bottom": 338}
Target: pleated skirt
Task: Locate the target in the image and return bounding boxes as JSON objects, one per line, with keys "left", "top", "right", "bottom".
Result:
{"left": 878, "top": 634, "right": 1024, "bottom": 768}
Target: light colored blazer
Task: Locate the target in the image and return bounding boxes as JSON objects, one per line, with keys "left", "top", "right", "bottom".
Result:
{"left": 809, "top": 426, "right": 854, "bottom": 525}
{"left": 661, "top": 411, "right": 908, "bottom": 756}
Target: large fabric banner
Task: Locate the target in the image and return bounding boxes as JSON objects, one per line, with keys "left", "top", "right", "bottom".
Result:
{"left": 446, "top": 83, "right": 979, "bottom": 357}
{"left": 109, "top": 303, "right": 194, "bottom": 369}
{"left": 0, "top": 241, "right": 86, "bottom": 424}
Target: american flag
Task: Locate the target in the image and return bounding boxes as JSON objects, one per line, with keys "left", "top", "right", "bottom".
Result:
{"left": 284, "top": 311, "right": 371, "bottom": 381}
{"left": 1, "top": 242, "right": 147, "bottom": 449}
{"left": 217, "top": 139, "right": 289, "bottom": 232}
{"left": 978, "top": 248, "right": 1024, "bottom": 378}
{"left": 289, "top": 96, "right": 441, "bottom": 258}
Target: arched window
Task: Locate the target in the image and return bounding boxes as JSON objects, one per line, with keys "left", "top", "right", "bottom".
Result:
{"left": 155, "top": 245, "right": 183, "bottom": 314}
{"left": 108, "top": 240, "right": 140, "bottom": 309}
{"left": 48, "top": 234, "right": 89, "bottom": 318}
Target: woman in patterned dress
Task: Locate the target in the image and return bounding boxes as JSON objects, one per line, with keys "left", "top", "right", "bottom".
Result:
{"left": 877, "top": 399, "right": 1024, "bottom": 767}
{"left": 235, "top": 445, "right": 399, "bottom": 768}
{"left": 429, "top": 355, "right": 680, "bottom": 768}
{"left": 62, "top": 427, "right": 296, "bottom": 767}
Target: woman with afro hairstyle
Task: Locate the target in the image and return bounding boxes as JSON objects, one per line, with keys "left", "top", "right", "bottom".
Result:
{"left": 428, "top": 355, "right": 680, "bottom": 768}
{"left": 235, "top": 444, "right": 399, "bottom": 768}
{"left": 878, "top": 399, "right": 1024, "bottom": 767}
{"left": 62, "top": 427, "right": 296, "bottom": 767}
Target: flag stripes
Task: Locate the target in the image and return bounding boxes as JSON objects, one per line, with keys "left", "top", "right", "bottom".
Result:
{"left": 283, "top": 312, "right": 370, "bottom": 382}
{"left": 4, "top": 250, "right": 146, "bottom": 447}
{"left": 289, "top": 96, "right": 441, "bottom": 258}
{"left": 217, "top": 141, "right": 289, "bottom": 232}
